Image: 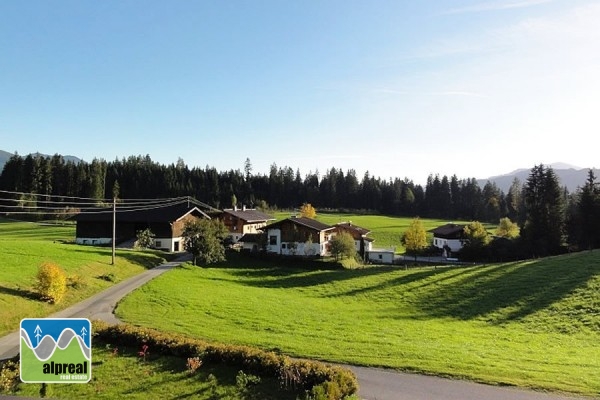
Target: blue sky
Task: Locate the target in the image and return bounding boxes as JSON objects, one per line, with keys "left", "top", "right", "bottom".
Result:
{"left": 1, "top": 0, "right": 598, "bottom": 185}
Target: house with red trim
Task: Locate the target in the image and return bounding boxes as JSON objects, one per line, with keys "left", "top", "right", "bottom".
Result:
{"left": 217, "top": 206, "right": 275, "bottom": 243}
{"left": 334, "top": 221, "right": 374, "bottom": 257}
{"left": 265, "top": 216, "right": 335, "bottom": 256}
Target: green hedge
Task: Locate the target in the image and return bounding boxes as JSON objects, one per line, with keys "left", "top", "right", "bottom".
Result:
{"left": 93, "top": 320, "right": 358, "bottom": 399}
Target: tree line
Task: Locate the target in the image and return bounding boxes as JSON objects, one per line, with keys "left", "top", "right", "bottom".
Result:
{"left": 0, "top": 153, "right": 599, "bottom": 255}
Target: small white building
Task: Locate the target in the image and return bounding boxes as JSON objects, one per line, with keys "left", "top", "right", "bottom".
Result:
{"left": 429, "top": 223, "right": 466, "bottom": 256}
{"left": 366, "top": 248, "right": 395, "bottom": 264}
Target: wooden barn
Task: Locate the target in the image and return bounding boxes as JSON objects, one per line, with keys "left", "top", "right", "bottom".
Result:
{"left": 73, "top": 202, "right": 210, "bottom": 252}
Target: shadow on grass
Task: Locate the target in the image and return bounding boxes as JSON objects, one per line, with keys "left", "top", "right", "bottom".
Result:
{"left": 0, "top": 285, "right": 39, "bottom": 301}
{"left": 57, "top": 245, "right": 168, "bottom": 269}
{"left": 226, "top": 265, "right": 398, "bottom": 290}
{"left": 413, "top": 251, "right": 600, "bottom": 324}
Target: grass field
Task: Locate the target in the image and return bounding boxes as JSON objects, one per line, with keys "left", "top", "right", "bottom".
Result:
{"left": 0, "top": 219, "right": 168, "bottom": 337}
{"left": 11, "top": 341, "right": 291, "bottom": 399}
{"left": 117, "top": 250, "right": 600, "bottom": 396}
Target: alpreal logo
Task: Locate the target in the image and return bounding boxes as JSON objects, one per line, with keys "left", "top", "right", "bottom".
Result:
{"left": 20, "top": 318, "right": 91, "bottom": 383}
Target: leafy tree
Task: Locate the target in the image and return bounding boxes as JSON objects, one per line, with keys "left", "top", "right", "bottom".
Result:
{"left": 135, "top": 228, "right": 155, "bottom": 249}
{"left": 495, "top": 217, "right": 520, "bottom": 239}
{"left": 463, "top": 221, "right": 490, "bottom": 248}
{"left": 182, "top": 219, "right": 228, "bottom": 265}
{"left": 330, "top": 232, "right": 356, "bottom": 260}
{"left": 401, "top": 218, "right": 428, "bottom": 259}
{"left": 299, "top": 202, "right": 317, "bottom": 219}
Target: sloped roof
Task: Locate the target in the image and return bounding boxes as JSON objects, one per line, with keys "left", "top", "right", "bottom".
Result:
{"left": 72, "top": 203, "right": 210, "bottom": 223}
{"left": 221, "top": 208, "right": 275, "bottom": 223}
{"left": 239, "top": 233, "right": 264, "bottom": 243}
{"left": 268, "top": 216, "right": 335, "bottom": 232}
{"left": 428, "top": 223, "right": 466, "bottom": 238}
{"left": 335, "top": 222, "right": 371, "bottom": 236}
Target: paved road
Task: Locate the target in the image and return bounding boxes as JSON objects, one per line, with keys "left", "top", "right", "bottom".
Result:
{"left": 349, "top": 365, "right": 590, "bottom": 400}
{"left": 0, "top": 255, "right": 592, "bottom": 400}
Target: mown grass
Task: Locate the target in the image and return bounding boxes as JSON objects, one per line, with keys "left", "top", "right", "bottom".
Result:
{"left": 0, "top": 219, "right": 168, "bottom": 336}
{"left": 12, "top": 341, "right": 292, "bottom": 399}
{"left": 117, "top": 250, "right": 600, "bottom": 396}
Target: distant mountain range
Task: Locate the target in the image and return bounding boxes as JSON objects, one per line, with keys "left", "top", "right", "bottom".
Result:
{"left": 0, "top": 150, "right": 81, "bottom": 173}
{"left": 0, "top": 150, "right": 596, "bottom": 193}
{"left": 477, "top": 163, "right": 599, "bottom": 193}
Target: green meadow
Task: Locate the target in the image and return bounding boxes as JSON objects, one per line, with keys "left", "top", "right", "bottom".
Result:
{"left": 0, "top": 219, "right": 168, "bottom": 336}
{"left": 117, "top": 250, "right": 600, "bottom": 396}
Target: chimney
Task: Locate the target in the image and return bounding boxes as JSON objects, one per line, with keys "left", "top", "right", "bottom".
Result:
{"left": 234, "top": 205, "right": 238, "bottom": 211}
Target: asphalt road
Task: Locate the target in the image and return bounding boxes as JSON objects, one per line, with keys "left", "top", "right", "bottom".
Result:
{"left": 0, "top": 255, "right": 592, "bottom": 400}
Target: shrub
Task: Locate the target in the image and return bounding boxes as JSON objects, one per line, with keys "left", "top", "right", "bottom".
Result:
{"left": 186, "top": 357, "right": 202, "bottom": 375}
{"left": 35, "top": 262, "right": 67, "bottom": 304}
{"left": 98, "top": 273, "right": 116, "bottom": 282}
{"left": 67, "top": 274, "right": 86, "bottom": 289}
{"left": 92, "top": 321, "right": 358, "bottom": 399}
{"left": 0, "top": 359, "right": 19, "bottom": 394}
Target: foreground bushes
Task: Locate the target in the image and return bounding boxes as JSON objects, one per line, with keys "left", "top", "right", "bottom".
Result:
{"left": 93, "top": 320, "right": 358, "bottom": 399}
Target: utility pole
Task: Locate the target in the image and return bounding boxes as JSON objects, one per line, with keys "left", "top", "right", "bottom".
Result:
{"left": 112, "top": 197, "right": 116, "bottom": 265}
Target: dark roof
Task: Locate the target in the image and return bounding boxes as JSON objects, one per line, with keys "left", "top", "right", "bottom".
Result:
{"left": 239, "top": 233, "right": 264, "bottom": 243}
{"left": 72, "top": 203, "right": 210, "bottom": 223}
{"left": 428, "top": 223, "right": 466, "bottom": 238}
{"left": 268, "top": 216, "right": 334, "bottom": 232}
{"left": 221, "top": 208, "right": 275, "bottom": 222}
{"left": 335, "top": 222, "right": 371, "bottom": 236}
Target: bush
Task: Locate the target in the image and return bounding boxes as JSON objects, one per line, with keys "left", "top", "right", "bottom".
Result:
{"left": 35, "top": 262, "right": 67, "bottom": 304}
{"left": 98, "top": 273, "right": 116, "bottom": 282}
{"left": 0, "top": 359, "right": 19, "bottom": 394}
{"left": 92, "top": 321, "right": 358, "bottom": 399}
{"left": 67, "top": 274, "right": 86, "bottom": 289}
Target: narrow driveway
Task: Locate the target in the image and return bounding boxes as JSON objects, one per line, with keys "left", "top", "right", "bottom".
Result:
{"left": 0, "top": 254, "right": 592, "bottom": 400}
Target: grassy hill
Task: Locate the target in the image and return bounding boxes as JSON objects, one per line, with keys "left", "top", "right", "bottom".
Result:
{"left": 117, "top": 250, "right": 600, "bottom": 396}
{"left": 0, "top": 219, "right": 168, "bottom": 336}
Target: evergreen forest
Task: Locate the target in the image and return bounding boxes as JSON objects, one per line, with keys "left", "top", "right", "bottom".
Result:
{"left": 1, "top": 153, "right": 599, "bottom": 257}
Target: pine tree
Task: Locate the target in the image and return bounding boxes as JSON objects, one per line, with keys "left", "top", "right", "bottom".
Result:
{"left": 578, "top": 169, "right": 600, "bottom": 249}
{"left": 522, "top": 164, "right": 565, "bottom": 256}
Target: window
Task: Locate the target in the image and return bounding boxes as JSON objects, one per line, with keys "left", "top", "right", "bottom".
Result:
{"left": 282, "top": 243, "right": 286, "bottom": 249}
{"left": 155, "top": 241, "right": 162, "bottom": 248}
{"left": 269, "top": 235, "right": 277, "bottom": 245}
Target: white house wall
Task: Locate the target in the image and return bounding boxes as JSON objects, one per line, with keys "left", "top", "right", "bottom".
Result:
{"left": 154, "top": 237, "right": 184, "bottom": 252}
{"left": 367, "top": 250, "right": 394, "bottom": 264}
{"left": 433, "top": 237, "right": 464, "bottom": 252}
